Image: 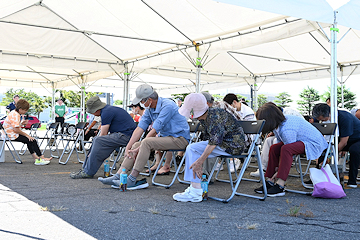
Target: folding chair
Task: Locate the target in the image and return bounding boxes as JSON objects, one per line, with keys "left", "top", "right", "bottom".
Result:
{"left": 0, "top": 123, "right": 22, "bottom": 164}
{"left": 59, "top": 122, "right": 88, "bottom": 164}
{"left": 207, "top": 120, "right": 267, "bottom": 203}
{"left": 286, "top": 122, "right": 338, "bottom": 195}
{"left": 41, "top": 122, "right": 61, "bottom": 157}
{"left": 19, "top": 122, "right": 40, "bottom": 155}
{"left": 151, "top": 120, "right": 203, "bottom": 188}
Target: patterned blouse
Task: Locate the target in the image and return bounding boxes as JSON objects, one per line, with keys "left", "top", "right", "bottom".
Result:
{"left": 3, "top": 110, "right": 21, "bottom": 140}
{"left": 200, "top": 108, "right": 245, "bottom": 155}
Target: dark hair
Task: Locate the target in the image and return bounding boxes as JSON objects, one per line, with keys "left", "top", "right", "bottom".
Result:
{"left": 312, "top": 103, "right": 330, "bottom": 119}
{"left": 326, "top": 97, "right": 330, "bottom": 102}
{"left": 15, "top": 99, "right": 30, "bottom": 112}
{"left": 13, "top": 94, "right": 19, "bottom": 99}
{"left": 303, "top": 115, "right": 311, "bottom": 122}
{"left": 256, "top": 102, "right": 286, "bottom": 134}
{"left": 223, "top": 93, "right": 238, "bottom": 105}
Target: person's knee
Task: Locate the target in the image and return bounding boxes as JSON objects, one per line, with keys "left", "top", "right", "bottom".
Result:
{"left": 140, "top": 138, "right": 154, "bottom": 149}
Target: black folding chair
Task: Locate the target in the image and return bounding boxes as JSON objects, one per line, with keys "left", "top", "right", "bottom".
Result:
{"left": 208, "top": 120, "right": 267, "bottom": 203}
{"left": 151, "top": 120, "right": 203, "bottom": 188}
{"left": 0, "top": 123, "right": 22, "bottom": 164}
{"left": 286, "top": 123, "right": 338, "bottom": 195}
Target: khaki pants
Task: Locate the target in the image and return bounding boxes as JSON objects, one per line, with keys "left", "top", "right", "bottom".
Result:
{"left": 121, "top": 136, "right": 188, "bottom": 172}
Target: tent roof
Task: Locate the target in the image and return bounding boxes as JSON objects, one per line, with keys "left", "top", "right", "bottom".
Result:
{"left": 0, "top": 0, "right": 360, "bottom": 94}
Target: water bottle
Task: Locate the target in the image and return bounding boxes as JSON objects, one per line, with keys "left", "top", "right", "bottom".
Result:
{"left": 104, "top": 159, "right": 110, "bottom": 177}
{"left": 201, "top": 174, "right": 208, "bottom": 200}
{"left": 120, "top": 169, "right": 127, "bottom": 192}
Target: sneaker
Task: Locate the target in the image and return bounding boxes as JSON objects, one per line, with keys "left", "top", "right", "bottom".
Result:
{"left": 70, "top": 169, "right": 93, "bottom": 179}
{"left": 215, "top": 162, "right": 224, "bottom": 171}
{"left": 173, "top": 186, "right": 203, "bottom": 203}
{"left": 112, "top": 178, "right": 149, "bottom": 190}
{"left": 250, "top": 168, "right": 266, "bottom": 177}
{"left": 267, "top": 184, "right": 285, "bottom": 197}
{"left": 234, "top": 159, "right": 241, "bottom": 171}
{"left": 98, "top": 174, "right": 120, "bottom": 185}
{"left": 34, "top": 159, "right": 50, "bottom": 166}
{"left": 347, "top": 184, "right": 357, "bottom": 188}
{"left": 254, "top": 180, "right": 274, "bottom": 194}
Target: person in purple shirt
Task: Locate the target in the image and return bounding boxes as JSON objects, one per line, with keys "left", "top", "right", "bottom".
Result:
{"left": 254, "top": 103, "right": 327, "bottom": 197}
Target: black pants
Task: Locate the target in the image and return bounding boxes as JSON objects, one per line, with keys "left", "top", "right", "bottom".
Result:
{"left": 342, "top": 140, "right": 360, "bottom": 185}
{"left": 84, "top": 129, "right": 97, "bottom": 141}
{"left": 55, "top": 117, "right": 65, "bottom": 134}
{"left": 15, "top": 135, "right": 42, "bottom": 157}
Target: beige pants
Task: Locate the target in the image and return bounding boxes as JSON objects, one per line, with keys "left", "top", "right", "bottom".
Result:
{"left": 121, "top": 136, "right": 189, "bottom": 172}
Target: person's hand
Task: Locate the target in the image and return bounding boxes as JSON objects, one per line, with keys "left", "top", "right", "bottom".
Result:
{"left": 128, "top": 147, "right": 140, "bottom": 160}
{"left": 94, "top": 130, "right": 98, "bottom": 135}
{"left": 55, "top": 114, "right": 59, "bottom": 117}
{"left": 21, "top": 120, "right": 29, "bottom": 126}
{"left": 267, "top": 132, "right": 274, "bottom": 138}
{"left": 339, "top": 151, "right": 346, "bottom": 157}
{"left": 27, "top": 135, "right": 35, "bottom": 141}
{"left": 190, "top": 159, "right": 203, "bottom": 179}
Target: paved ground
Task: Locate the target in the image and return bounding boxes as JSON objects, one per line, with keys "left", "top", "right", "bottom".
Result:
{"left": 1, "top": 138, "right": 360, "bottom": 240}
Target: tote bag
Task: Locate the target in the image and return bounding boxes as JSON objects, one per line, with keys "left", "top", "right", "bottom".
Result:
{"left": 309, "top": 164, "right": 346, "bottom": 199}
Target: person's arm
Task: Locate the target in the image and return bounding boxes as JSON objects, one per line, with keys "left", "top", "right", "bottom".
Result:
{"left": 99, "top": 124, "right": 110, "bottom": 136}
{"left": 85, "top": 120, "right": 97, "bottom": 134}
{"left": 190, "top": 145, "right": 217, "bottom": 179}
{"left": 125, "top": 127, "right": 145, "bottom": 159}
{"left": 13, "top": 126, "right": 35, "bottom": 141}
{"left": 338, "top": 136, "right": 349, "bottom": 152}
{"left": 63, "top": 106, "right": 68, "bottom": 117}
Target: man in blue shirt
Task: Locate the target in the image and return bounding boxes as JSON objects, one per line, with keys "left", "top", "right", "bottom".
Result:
{"left": 313, "top": 103, "right": 360, "bottom": 188}
{"left": 6, "top": 94, "right": 20, "bottom": 114}
{"left": 70, "top": 96, "right": 136, "bottom": 179}
{"left": 99, "top": 84, "right": 190, "bottom": 190}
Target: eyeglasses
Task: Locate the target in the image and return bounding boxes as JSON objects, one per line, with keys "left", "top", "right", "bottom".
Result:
{"left": 141, "top": 98, "right": 149, "bottom": 104}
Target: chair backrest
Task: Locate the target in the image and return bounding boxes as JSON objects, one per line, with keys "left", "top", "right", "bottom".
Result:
{"left": 62, "top": 123, "right": 70, "bottom": 129}
{"left": 312, "top": 123, "right": 337, "bottom": 136}
{"left": 76, "top": 121, "right": 88, "bottom": 129}
{"left": 31, "top": 122, "right": 40, "bottom": 129}
{"left": 0, "top": 122, "right": 4, "bottom": 130}
{"left": 48, "top": 122, "right": 60, "bottom": 129}
{"left": 238, "top": 120, "right": 265, "bottom": 135}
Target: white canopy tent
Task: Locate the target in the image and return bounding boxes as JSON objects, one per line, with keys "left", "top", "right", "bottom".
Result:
{"left": 0, "top": 0, "right": 360, "bottom": 109}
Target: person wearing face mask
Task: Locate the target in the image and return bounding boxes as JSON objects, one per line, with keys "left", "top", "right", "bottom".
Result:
{"left": 128, "top": 103, "right": 145, "bottom": 122}
{"left": 223, "top": 93, "right": 256, "bottom": 121}
{"left": 100, "top": 84, "right": 190, "bottom": 190}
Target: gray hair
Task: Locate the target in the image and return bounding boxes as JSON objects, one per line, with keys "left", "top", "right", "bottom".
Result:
{"left": 312, "top": 103, "right": 330, "bottom": 118}
{"left": 141, "top": 91, "right": 158, "bottom": 102}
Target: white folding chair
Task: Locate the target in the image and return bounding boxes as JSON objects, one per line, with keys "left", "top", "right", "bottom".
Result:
{"left": 0, "top": 123, "right": 22, "bottom": 164}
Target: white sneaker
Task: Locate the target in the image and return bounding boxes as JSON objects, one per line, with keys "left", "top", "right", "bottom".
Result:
{"left": 173, "top": 186, "right": 203, "bottom": 202}
{"left": 347, "top": 184, "right": 357, "bottom": 188}
{"left": 215, "top": 162, "right": 224, "bottom": 171}
{"left": 229, "top": 159, "right": 241, "bottom": 173}
{"left": 34, "top": 159, "right": 50, "bottom": 166}
{"left": 229, "top": 160, "right": 235, "bottom": 173}
{"left": 250, "top": 169, "right": 260, "bottom": 177}
{"left": 234, "top": 159, "right": 241, "bottom": 171}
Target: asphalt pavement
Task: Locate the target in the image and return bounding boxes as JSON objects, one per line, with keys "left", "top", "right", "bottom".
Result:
{"left": 1, "top": 136, "right": 360, "bottom": 240}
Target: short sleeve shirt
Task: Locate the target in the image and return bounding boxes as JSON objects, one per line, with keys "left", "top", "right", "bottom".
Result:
{"left": 100, "top": 105, "right": 136, "bottom": 136}
{"left": 338, "top": 110, "right": 360, "bottom": 142}
{"left": 6, "top": 102, "right": 16, "bottom": 111}
{"left": 3, "top": 110, "right": 21, "bottom": 140}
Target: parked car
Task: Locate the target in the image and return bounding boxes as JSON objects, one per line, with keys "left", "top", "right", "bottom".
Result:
{"left": 0, "top": 115, "right": 41, "bottom": 129}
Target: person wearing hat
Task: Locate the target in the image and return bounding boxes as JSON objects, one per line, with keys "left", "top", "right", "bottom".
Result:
{"left": 173, "top": 93, "right": 246, "bottom": 202}
{"left": 6, "top": 94, "right": 20, "bottom": 114}
{"left": 54, "top": 98, "right": 67, "bottom": 134}
{"left": 70, "top": 96, "right": 136, "bottom": 179}
{"left": 103, "top": 84, "right": 190, "bottom": 190}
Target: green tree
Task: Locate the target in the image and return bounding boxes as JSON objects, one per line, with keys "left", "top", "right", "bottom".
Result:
{"left": 274, "top": 92, "right": 293, "bottom": 108}
{"left": 321, "top": 85, "right": 356, "bottom": 110}
{"left": 61, "top": 90, "right": 102, "bottom": 107}
{"left": 212, "top": 94, "right": 223, "bottom": 102}
{"left": 257, "top": 94, "right": 268, "bottom": 108}
{"left": 297, "top": 86, "right": 320, "bottom": 115}
{"left": 171, "top": 93, "right": 190, "bottom": 101}
{"left": 0, "top": 88, "right": 48, "bottom": 116}
{"left": 114, "top": 99, "right": 123, "bottom": 105}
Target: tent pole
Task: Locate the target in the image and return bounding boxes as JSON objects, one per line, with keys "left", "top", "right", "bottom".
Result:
{"left": 250, "top": 84, "right": 254, "bottom": 109}
{"left": 330, "top": 11, "right": 339, "bottom": 180}
{"left": 123, "top": 63, "right": 130, "bottom": 109}
{"left": 253, "top": 77, "right": 258, "bottom": 111}
{"left": 52, "top": 82, "right": 55, "bottom": 122}
{"left": 341, "top": 66, "right": 344, "bottom": 108}
{"left": 195, "top": 52, "right": 201, "bottom": 93}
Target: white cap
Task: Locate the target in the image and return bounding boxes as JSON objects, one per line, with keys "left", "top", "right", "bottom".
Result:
{"left": 178, "top": 93, "right": 208, "bottom": 119}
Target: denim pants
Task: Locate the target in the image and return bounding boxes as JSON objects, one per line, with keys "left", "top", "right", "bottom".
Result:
{"left": 184, "top": 141, "right": 230, "bottom": 183}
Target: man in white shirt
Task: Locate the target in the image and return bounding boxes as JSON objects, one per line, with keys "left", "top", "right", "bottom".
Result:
{"left": 223, "top": 94, "right": 256, "bottom": 121}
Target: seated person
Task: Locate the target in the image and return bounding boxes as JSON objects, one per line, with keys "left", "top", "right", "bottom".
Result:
{"left": 99, "top": 84, "right": 190, "bottom": 190}
{"left": 84, "top": 113, "right": 101, "bottom": 141}
{"left": 254, "top": 103, "right": 327, "bottom": 197}
{"left": 173, "top": 93, "right": 246, "bottom": 202}
{"left": 223, "top": 93, "right": 256, "bottom": 121}
{"left": 128, "top": 103, "right": 145, "bottom": 122}
{"left": 313, "top": 103, "right": 360, "bottom": 188}
{"left": 3, "top": 99, "right": 52, "bottom": 165}
{"left": 350, "top": 108, "right": 360, "bottom": 121}
{"left": 70, "top": 96, "right": 136, "bottom": 178}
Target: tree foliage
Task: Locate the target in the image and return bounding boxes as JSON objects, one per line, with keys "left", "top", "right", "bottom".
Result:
{"left": 257, "top": 94, "right": 268, "bottom": 108}
{"left": 114, "top": 99, "right": 123, "bottom": 105}
{"left": 0, "top": 88, "right": 46, "bottom": 116}
{"left": 171, "top": 93, "right": 190, "bottom": 101}
{"left": 297, "top": 86, "right": 320, "bottom": 115}
{"left": 274, "top": 92, "right": 293, "bottom": 108}
{"left": 321, "top": 85, "right": 356, "bottom": 110}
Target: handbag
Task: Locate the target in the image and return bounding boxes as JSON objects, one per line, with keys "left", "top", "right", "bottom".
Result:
{"left": 309, "top": 164, "right": 346, "bottom": 199}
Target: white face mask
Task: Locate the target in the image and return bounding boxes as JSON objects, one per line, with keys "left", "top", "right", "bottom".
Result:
{"left": 140, "top": 99, "right": 150, "bottom": 109}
